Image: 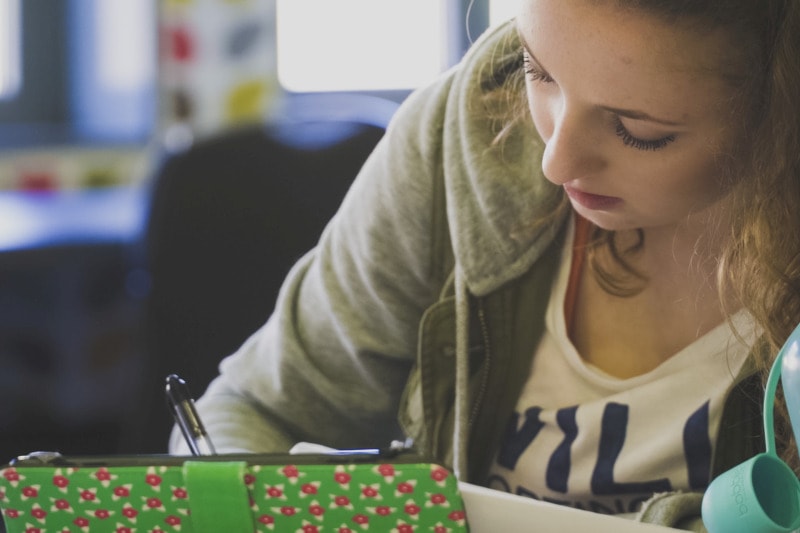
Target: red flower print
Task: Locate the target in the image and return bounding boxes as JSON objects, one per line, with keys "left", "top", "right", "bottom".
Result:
{"left": 334, "top": 472, "right": 351, "bottom": 485}
{"left": 21, "top": 486, "right": 38, "bottom": 498}
{"left": 172, "top": 487, "right": 187, "bottom": 499}
{"left": 73, "top": 517, "right": 90, "bottom": 527}
{"left": 282, "top": 465, "right": 299, "bottom": 478}
{"left": 334, "top": 495, "right": 350, "bottom": 507}
{"left": 145, "top": 474, "right": 162, "bottom": 487}
{"left": 301, "top": 483, "right": 318, "bottom": 495}
{"left": 377, "top": 464, "right": 395, "bottom": 477}
{"left": 375, "top": 506, "right": 391, "bottom": 516}
{"left": 448, "top": 510, "right": 466, "bottom": 521}
{"left": 122, "top": 505, "right": 138, "bottom": 519}
{"left": 244, "top": 473, "right": 256, "bottom": 485}
{"left": 80, "top": 489, "right": 97, "bottom": 501}
{"left": 397, "top": 525, "right": 415, "bottom": 533}
{"left": 31, "top": 507, "right": 47, "bottom": 519}
{"left": 266, "top": 486, "right": 283, "bottom": 498}
{"left": 23, "top": 526, "right": 41, "bottom": 533}
{"left": 165, "top": 515, "right": 181, "bottom": 526}
{"left": 309, "top": 503, "right": 324, "bottom": 516}
{"left": 404, "top": 503, "right": 421, "bottom": 516}
{"left": 146, "top": 497, "right": 163, "bottom": 509}
{"left": 361, "top": 486, "right": 378, "bottom": 498}
{"left": 301, "top": 525, "right": 319, "bottom": 533}
{"left": 114, "top": 486, "right": 131, "bottom": 498}
{"left": 52, "top": 475, "right": 69, "bottom": 488}
{"left": 54, "top": 499, "right": 70, "bottom": 511}
{"left": 4, "top": 508, "right": 19, "bottom": 518}
{"left": 258, "top": 514, "right": 274, "bottom": 525}
{"left": 430, "top": 467, "right": 449, "bottom": 482}
{"left": 338, "top": 528, "right": 354, "bottom": 533}
{"left": 397, "top": 482, "right": 415, "bottom": 494}
{"left": 280, "top": 506, "right": 297, "bottom": 516}
{"left": 430, "top": 493, "right": 447, "bottom": 505}
{"left": 352, "top": 514, "right": 369, "bottom": 525}
{"left": 116, "top": 527, "right": 133, "bottom": 533}
{"left": 434, "top": 526, "right": 448, "bottom": 533}
{"left": 95, "top": 468, "right": 112, "bottom": 482}
{"left": 3, "top": 469, "right": 19, "bottom": 482}
{"left": 95, "top": 509, "right": 111, "bottom": 519}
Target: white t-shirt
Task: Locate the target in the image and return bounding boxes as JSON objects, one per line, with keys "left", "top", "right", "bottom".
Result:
{"left": 486, "top": 219, "right": 754, "bottom": 514}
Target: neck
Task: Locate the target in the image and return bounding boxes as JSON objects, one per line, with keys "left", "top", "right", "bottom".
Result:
{"left": 646, "top": 209, "right": 728, "bottom": 280}
{"left": 591, "top": 208, "right": 733, "bottom": 320}
{"left": 576, "top": 213, "right": 736, "bottom": 376}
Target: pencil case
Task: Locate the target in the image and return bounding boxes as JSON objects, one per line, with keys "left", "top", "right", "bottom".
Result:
{"left": 0, "top": 450, "right": 469, "bottom": 533}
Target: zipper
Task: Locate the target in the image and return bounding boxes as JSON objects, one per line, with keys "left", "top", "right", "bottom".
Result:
{"left": 7, "top": 443, "right": 423, "bottom": 469}
{"left": 469, "top": 297, "right": 492, "bottom": 426}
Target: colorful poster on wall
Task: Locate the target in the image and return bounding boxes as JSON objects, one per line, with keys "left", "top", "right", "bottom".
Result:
{"left": 160, "top": 0, "right": 280, "bottom": 141}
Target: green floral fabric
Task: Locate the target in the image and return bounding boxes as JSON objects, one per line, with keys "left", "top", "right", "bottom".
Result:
{"left": 0, "top": 460, "right": 468, "bottom": 532}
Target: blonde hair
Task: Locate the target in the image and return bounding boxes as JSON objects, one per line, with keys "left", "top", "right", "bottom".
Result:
{"left": 716, "top": 0, "right": 800, "bottom": 472}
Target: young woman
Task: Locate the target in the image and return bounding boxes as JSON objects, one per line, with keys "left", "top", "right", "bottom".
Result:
{"left": 172, "top": 0, "right": 800, "bottom": 528}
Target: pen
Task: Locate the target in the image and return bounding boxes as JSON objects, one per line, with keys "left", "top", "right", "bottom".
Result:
{"left": 165, "top": 374, "right": 217, "bottom": 456}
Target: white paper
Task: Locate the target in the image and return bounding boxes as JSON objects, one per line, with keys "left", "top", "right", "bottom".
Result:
{"left": 288, "top": 441, "right": 341, "bottom": 454}
{"left": 458, "top": 483, "right": 679, "bottom": 532}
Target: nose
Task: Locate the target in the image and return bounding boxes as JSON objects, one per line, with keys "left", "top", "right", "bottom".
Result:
{"left": 540, "top": 105, "right": 606, "bottom": 185}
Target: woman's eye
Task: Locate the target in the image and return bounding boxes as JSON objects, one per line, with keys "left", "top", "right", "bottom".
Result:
{"left": 613, "top": 117, "right": 676, "bottom": 151}
{"left": 522, "top": 51, "right": 554, "bottom": 83}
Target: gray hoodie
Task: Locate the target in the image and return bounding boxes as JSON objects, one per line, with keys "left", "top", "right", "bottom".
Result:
{"left": 176, "top": 20, "right": 564, "bottom": 461}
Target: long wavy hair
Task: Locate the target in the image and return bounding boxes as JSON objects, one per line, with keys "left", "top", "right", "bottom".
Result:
{"left": 483, "top": 0, "right": 800, "bottom": 471}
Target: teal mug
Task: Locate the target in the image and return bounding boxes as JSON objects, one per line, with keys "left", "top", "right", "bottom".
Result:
{"left": 702, "top": 323, "right": 800, "bottom": 533}
{"left": 701, "top": 453, "right": 800, "bottom": 532}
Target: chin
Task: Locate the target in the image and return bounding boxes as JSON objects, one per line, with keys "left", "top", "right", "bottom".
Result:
{"left": 571, "top": 204, "right": 637, "bottom": 232}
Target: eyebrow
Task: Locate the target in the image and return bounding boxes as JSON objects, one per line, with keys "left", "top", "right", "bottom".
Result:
{"left": 516, "top": 28, "right": 685, "bottom": 127}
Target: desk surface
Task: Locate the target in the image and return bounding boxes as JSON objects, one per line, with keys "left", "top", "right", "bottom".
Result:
{"left": 0, "top": 186, "right": 148, "bottom": 252}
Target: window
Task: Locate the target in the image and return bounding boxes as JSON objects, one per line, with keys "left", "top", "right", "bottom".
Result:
{"left": 490, "top": 0, "right": 521, "bottom": 26}
{"left": 0, "top": 0, "right": 156, "bottom": 148}
{"left": 0, "top": 0, "right": 21, "bottom": 100}
{"left": 70, "top": 0, "right": 157, "bottom": 141}
{"left": 276, "top": 0, "right": 447, "bottom": 93}
{"left": 2, "top": 1, "right": 512, "bottom": 145}
{"left": 95, "top": 0, "right": 155, "bottom": 93}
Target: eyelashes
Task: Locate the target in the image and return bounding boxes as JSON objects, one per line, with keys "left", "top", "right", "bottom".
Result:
{"left": 522, "top": 51, "right": 553, "bottom": 83}
{"left": 612, "top": 117, "right": 675, "bottom": 151}
{"left": 521, "top": 49, "right": 676, "bottom": 152}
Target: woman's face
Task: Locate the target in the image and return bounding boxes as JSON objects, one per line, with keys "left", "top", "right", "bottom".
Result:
{"left": 518, "top": 0, "right": 743, "bottom": 233}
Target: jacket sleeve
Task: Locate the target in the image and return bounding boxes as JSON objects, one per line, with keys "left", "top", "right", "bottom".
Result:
{"left": 636, "top": 491, "right": 707, "bottom": 531}
{"left": 169, "top": 77, "right": 456, "bottom": 454}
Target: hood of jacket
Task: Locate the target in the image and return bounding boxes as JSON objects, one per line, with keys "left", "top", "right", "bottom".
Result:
{"left": 441, "top": 20, "right": 567, "bottom": 297}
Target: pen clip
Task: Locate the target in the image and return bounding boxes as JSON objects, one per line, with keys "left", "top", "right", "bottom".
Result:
{"left": 165, "top": 374, "right": 216, "bottom": 456}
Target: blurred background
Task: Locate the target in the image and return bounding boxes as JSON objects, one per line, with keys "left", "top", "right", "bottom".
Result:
{"left": 0, "top": 0, "right": 521, "bottom": 463}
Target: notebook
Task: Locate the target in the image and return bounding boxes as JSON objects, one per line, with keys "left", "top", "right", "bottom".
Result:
{"left": 460, "top": 482, "right": 680, "bottom": 532}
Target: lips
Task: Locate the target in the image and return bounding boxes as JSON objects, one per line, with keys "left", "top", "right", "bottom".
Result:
{"left": 564, "top": 184, "right": 622, "bottom": 211}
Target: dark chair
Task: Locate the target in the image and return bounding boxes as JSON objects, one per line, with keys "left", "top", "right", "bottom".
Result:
{"left": 130, "top": 93, "right": 398, "bottom": 452}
